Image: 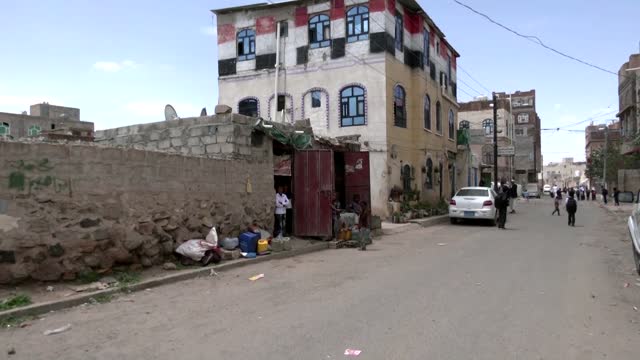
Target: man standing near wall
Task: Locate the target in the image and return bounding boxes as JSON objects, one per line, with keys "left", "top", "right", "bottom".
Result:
{"left": 275, "top": 186, "right": 289, "bottom": 238}
{"left": 509, "top": 179, "right": 518, "bottom": 214}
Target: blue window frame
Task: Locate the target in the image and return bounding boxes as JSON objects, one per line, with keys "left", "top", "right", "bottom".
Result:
{"left": 346, "top": 6, "right": 369, "bottom": 43}
{"left": 423, "top": 29, "right": 430, "bottom": 67}
{"left": 237, "top": 29, "right": 255, "bottom": 61}
{"left": 309, "top": 14, "right": 331, "bottom": 48}
{"left": 424, "top": 95, "right": 431, "bottom": 130}
{"left": 395, "top": 13, "right": 403, "bottom": 51}
{"left": 448, "top": 109, "right": 455, "bottom": 139}
{"left": 340, "top": 86, "right": 365, "bottom": 127}
{"left": 394, "top": 85, "right": 406, "bottom": 128}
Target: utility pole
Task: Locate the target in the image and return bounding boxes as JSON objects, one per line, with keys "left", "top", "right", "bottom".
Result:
{"left": 602, "top": 126, "right": 608, "bottom": 190}
{"left": 493, "top": 92, "right": 499, "bottom": 191}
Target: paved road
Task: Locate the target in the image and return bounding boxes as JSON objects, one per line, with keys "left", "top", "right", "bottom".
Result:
{"left": 2, "top": 199, "right": 640, "bottom": 359}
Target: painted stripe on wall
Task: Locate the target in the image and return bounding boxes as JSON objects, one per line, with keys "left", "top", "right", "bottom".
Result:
{"left": 330, "top": 0, "right": 345, "bottom": 20}
{"left": 387, "top": 0, "right": 396, "bottom": 15}
{"left": 256, "top": 16, "right": 276, "bottom": 35}
{"left": 295, "top": 7, "right": 308, "bottom": 27}
{"left": 218, "top": 23, "right": 236, "bottom": 44}
{"left": 218, "top": 41, "right": 236, "bottom": 60}
{"left": 369, "top": 0, "right": 385, "bottom": 12}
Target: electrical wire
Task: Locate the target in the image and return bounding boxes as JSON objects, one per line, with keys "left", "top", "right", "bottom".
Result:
{"left": 452, "top": 0, "right": 622, "bottom": 78}
{"left": 456, "top": 77, "right": 483, "bottom": 96}
{"left": 457, "top": 65, "right": 492, "bottom": 94}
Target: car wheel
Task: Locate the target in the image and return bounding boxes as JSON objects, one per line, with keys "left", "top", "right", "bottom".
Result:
{"left": 450, "top": 217, "right": 457, "bottom": 225}
{"left": 634, "top": 242, "right": 640, "bottom": 276}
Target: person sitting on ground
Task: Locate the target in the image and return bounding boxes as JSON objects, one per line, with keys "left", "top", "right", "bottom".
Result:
{"left": 348, "top": 194, "right": 363, "bottom": 215}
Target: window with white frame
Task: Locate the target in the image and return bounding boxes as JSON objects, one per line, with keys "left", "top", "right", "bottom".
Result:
{"left": 482, "top": 118, "right": 492, "bottom": 136}
{"left": 28, "top": 125, "right": 42, "bottom": 137}
{"left": 517, "top": 113, "right": 529, "bottom": 123}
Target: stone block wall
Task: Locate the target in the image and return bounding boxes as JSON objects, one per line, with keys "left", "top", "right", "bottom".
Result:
{"left": 0, "top": 139, "right": 274, "bottom": 284}
{"left": 95, "top": 114, "right": 259, "bottom": 159}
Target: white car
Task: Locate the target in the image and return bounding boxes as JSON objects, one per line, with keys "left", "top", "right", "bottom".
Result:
{"left": 543, "top": 184, "right": 552, "bottom": 195}
{"left": 627, "top": 204, "right": 640, "bottom": 275}
{"left": 449, "top": 187, "right": 498, "bottom": 225}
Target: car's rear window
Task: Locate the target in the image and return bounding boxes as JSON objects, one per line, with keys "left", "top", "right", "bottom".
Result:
{"left": 456, "top": 189, "right": 489, "bottom": 197}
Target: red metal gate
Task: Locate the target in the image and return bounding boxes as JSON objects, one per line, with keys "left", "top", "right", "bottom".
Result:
{"left": 344, "top": 152, "right": 371, "bottom": 225}
{"left": 293, "top": 150, "right": 334, "bottom": 237}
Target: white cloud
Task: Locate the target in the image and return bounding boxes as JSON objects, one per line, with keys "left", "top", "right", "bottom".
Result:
{"left": 93, "top": 60, "right": 140, "bottom": 72}
{"left": 201, "top": 25, "right": 217, "bottom": 37}
{"left": 125, "top": 101, "right": 201, "bottom": 119}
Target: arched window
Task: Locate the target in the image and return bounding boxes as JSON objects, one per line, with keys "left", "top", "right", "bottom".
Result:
{"left": 435, "top": 101, "right": 442, "bottom": 133}
{"left": 424, "top": 95, "right": 431, "bottom": 130}
{"left": 238, "top": 98, "right": 259, "bottom": 117}
{"left": 237, "top": 29, "right": 255, "bottom": 61}
{"left": 393, "top": 85, "right": 406, "bottom": 128}
{"left": 340, "top": 86, "right": 365, "bottom": 127}
{"left": 346, "top": 6, "right": 369, "bottom": 42}
{"left": 483, "top": 151, "right": 493, "bottom": 165}
{"left": 402, "top": 164, "right": 412, "bottom": 192}
{"left": 482, "top": 118, "right": 493, "bottom": 136}
{"left": 448, "top": 109, "right": 455, "bottom": 139}
{"left": 0, "top": 122, "right": 9, "bottom": 137}
{"left": 309, "top": 14, "right": 331, "bottom": 48}
{"left": 459, "top": 120, "right": 470, "bottom": 129}
{"left": 425, "top": 158, "right": 433, "bottom": 189}
{"left": 28, "top": 125, "right": 42, "bottom": 137}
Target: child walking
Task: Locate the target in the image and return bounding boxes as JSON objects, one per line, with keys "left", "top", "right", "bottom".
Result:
{"left": 566, "top": 191, "right": 577, "bottom": 227}
{"left": 552, "top": 189, "right": 562, "bottom": 216}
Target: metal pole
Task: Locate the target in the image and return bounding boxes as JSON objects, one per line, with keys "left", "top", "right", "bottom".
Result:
{"left": 273, "top": 21, "right": 281, "bottom": 122}
{"left": 603, "top": 127, "right": 608, "bottom": 190}
{"left": 493, "top": 92, "right": 499, "bottom": 191}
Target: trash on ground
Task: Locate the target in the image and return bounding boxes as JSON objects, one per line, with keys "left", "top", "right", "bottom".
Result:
{"left": 70, "top": 282, "right": 109, "bottom": 293}
{"left": 43, "top": 324, "right": 72, "bottom": 336}
{"left": 344, "top": 349, "right": 362, "bottom": 356}
{"left": 175, "top": 239, "right": 217, "bottom": 261}
{"left": 19, "top": 322, "right": 31, "bottom": 328}
{"left": 209, "top": 269, "right": 219, "bottom": 277}
{"left": 624, "top": 282, "right": 630, "bottom": 288}
{"left": 46, "top": 286, "right": 54, "bottom": 292}
{"left": 634, "top": 306, "right": 639, "bottom": 312}
{"left": 437, "top": 243, "right": 447, "bottom": 246}
{"left": 249, "top": 273, "right": 265, "bottom": 281}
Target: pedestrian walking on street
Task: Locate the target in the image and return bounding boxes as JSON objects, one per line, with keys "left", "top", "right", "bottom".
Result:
{"left": 602, "top": 187, "right": 609, "bottom": 204}
{"left": 509, "top": 179, "right": 518, "bottom": 214}
{"left": 613, "top": 187, "right": 620, "bottom": 206}
{"left": 591, "top": 188, "right": 596, "bottom": 201}
{"left": 566, "top": 191, "right": 577, "bottom": 227}
{"left": 496, "top": 180, "right": 510, "bottom": 229}
{"left": 552, "top": 189, "right": 562, "bottom": 216}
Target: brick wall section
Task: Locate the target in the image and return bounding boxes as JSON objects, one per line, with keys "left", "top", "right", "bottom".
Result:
{"left": 95, "top": 114, "right": 258, "bottom": 158}
{"left": 0, "top": 138, "right": 274, "bottom": 284}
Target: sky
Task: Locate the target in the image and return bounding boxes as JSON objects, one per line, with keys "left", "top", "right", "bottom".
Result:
{"left": 1, "top": 0, "right": 638, "bottom": 163}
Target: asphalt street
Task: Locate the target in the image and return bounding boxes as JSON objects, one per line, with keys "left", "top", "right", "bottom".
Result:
{"left": 2, "top": 198, "right": 640, "bottom": 359}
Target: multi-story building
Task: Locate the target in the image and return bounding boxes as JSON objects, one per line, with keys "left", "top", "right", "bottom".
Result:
{"left": 496, "top": 90, "right": 542, "bottom": 185}
{"left": 618, "top": 53, "right": 640, "bottom": 155}
{"left": 543, "top": 157, "right": 587, "bottom": 189}
{"left": 458, "top": 97, "right": 514, "bottom": 184}
{"left": 585, "top": 121, "right": 621, "bottom": 188}
{"left": 213, "top": 0, "right": 460, "bottom": 216}
{"left": 0, "top": 103, "right": 94, "bottom": 140}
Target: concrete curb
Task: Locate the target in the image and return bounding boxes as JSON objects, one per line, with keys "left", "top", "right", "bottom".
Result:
{"left": 410, "top": 215, "right": 450, "bottom": 228}
{"left": 381, "top": 215, "right": 449, "bottom": 235}
{"left": 0, "top": 242, "right": 329, "bottom": 322}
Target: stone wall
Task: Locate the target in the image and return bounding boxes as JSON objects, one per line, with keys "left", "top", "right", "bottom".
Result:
{"left": 0, "top": 138, "right": 274, "bottom": 284}
{"left": 618, "top": 169, "right": 640, "bottom": 192}
{"left": 95, "top": 114, "right": 259, "bottom": 158}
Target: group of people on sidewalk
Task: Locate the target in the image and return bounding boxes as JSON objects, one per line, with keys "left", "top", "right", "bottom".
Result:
{"left": 550, "top": 186, "right": 621, "bottom": 227}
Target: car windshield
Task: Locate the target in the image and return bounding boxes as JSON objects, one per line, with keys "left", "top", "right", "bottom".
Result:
{"left": 456, "top": 189, "right": 489, "bottom": 197}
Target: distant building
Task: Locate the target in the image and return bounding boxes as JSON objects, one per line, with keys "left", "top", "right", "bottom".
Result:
{"left": 213, "top": 0, "right": 461, "bottom": 216}
{"left": 618, "top": 53, "right": 640, "bottom": 155}
{"left": 543, "top": 157, "right": 587, "bottom": 189}
{"left": 0, "top": 103, "right": 94, "bottom": 141}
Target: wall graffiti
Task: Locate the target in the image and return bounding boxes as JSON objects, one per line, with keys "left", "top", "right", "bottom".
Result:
{"left": 7, "top": 158, "right": 69, "bottom": 194}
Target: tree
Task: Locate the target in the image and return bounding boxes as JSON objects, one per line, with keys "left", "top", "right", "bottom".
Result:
{"left": 585, "top": 142, "right": 640, "bottom": 188}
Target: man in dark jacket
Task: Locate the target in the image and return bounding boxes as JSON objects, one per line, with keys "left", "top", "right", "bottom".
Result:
{"left": 496, "top": 179, "right": 510, "bottom": 229}
{"left": 602, "top": 187, "right": 609, "bottom": 204}
{"left": 566, "top": 191, "right": 577, "bottom": 227}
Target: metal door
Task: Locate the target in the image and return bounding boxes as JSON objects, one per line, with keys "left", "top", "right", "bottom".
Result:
{"left": 344, "top": 152, "right": 371, "bottom": 225}
{"left": 293, "top": 150, "right": 334, "bottom": 237}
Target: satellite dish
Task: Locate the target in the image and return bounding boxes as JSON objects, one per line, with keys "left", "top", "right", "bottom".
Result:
{"left": 200, "top": 107, "right": 207, "bottom": 116}
{"left": 164, "top": 104, "right": 179, "bottom": 121}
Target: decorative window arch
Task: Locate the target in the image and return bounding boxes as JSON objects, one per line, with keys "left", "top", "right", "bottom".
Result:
{"left": 425, "top": 158, "right": 433, "bottom": 189}
{"left": 424, "top": 95, "right": 431, "bottom": 130}
{"left": 301, "top": 87, "right": 330, "bottom": 129}
{"left": 237, "top": 29, "right": 255, "bottom": 61}
{"left": 267, "top": 93, "right": 294, "bottom": 122}
{"left": 346, "top": 6, "right": 369, "bottom": 42}
{"left": 448, "top": 109, "right": 455, "bottom": 139}
{"left": 435, "top": 101, "right": 442, "bottom": 133}
{"left": 238, "top": 97, "right": 259, "bottom": 117}
{"left": 28, "top": 125, "right": 42, "bottom": 137}
{"left": 393, "top": 85, "right": 406, "bottom": 128}
{"left": 482, "top": 118, "right": 493, "bottom": 136}
{"left": 309, "top": 14, "right": 331, "bottom": 48}
{"left": 339, "top": 85, "right": 366, "bottom": 127}
{"left": 459, "top": 120, "right": 470, "bottom": 129}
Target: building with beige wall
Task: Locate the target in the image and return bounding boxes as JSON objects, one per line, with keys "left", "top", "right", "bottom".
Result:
{"left": 0, "top": 103, "right": 93, "bottom": 140}
{"left": 214, "top": 0, "right": 460, "bottom": 216}
{"left": 543, "top": 158, "right": 587, "bottom": 189}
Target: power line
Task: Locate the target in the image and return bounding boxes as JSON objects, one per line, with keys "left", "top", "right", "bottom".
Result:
{"left": 452, "top": 0, "right": 621, "bottom": 77}
{"left": 457, "top": 65, "right": 492, "bottom": 94}
{"left": 456, "top": 77, "right": 483, "bottom": 96}
{"left": 556, "top": 110, "right": 618, "bottom": 130}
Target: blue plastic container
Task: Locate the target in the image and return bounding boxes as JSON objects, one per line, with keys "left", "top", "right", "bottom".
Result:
{"left": 239, "top": 232, "right": 259, "bottom": 253}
